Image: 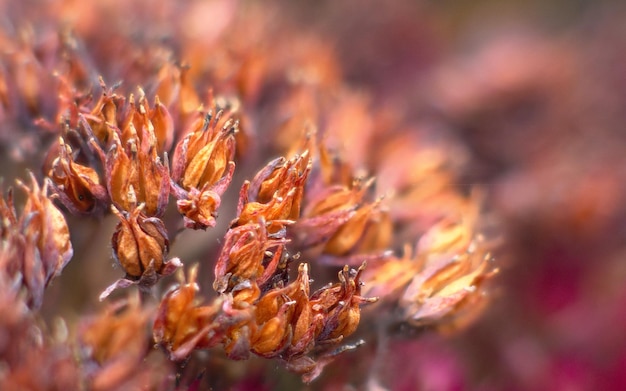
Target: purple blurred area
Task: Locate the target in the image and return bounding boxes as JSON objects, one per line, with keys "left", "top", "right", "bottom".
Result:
{"left": 300, "top": 0, "right": 626, "bottom": 389}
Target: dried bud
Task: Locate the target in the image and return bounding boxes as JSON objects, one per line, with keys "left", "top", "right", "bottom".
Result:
{"left": 13, "top": 47, "right": 43, "bottom": 114}
{"left": 106, "top": 126, "right": 170, "bottom": 217}
{"left": 282, "top": 264, "right": 320, "bottom": 358}
{"left": 322, "top": 198, "right": 387, "bottom": 256}
{"left": 400, "top": 237, "right": 498, "bottom": 329}
{"left": 310, "top": 263, "right": 377, "bottom": 343}
{"left": 0, "top": 263, "right": 79, "bottom": 390}
{"left": 234, "top": 152, "right": 311, "bottom": 229}
{"left": 213, "top": 222, "right": 288, "bottom": 293}
{"left": 0, "top": 186, "right": 17, "bottom": 240}
{"left": 172, "top": 161, "right": 235, "bottom": 230}
{"left": 155, "top": 63, "right": 201, "bottom": 118}
{"left": 317, "top": 143, "right": 357, "bottom": 188}
{"left": 48, "top": 137, "right": 109, "bottom": 215}
{"left": 250, "top": 296, "right": 294, "bottom": 357}
{"left": 0, "top": 189, "right": 48, "bottom": 309}
{"left": 110, "top": 204, "right": 170, "bottom": 279}
{"left": 150, "top": 96, "right": 175, "bottom": 152}
{"left": 0, "top": 67, "right": 8, "bottom": 113}
{"left": 231, "top": 279, "right": 261, "bottom": 307}
{"left": 171, "top": 101, "right": 237, "bottom": 191}
{"left": 175, "top": 186, "right": 221, "bottom": 230}
{"left": 154, "top": 266, "right": 251, "bottom": 361}
{"left": 367, "top": 201, "right": 499, "bottom": 330}
{"left": 247, "top": 265, "right": 315, "bottom": 359}
{"left": 17, "top": 173, "right": 73, "bottom": 289}
{"left": 273, "top": 114, "right": 317, "bottom": 160}
{"left": 170, "top": 98, "right": 238, "bottom": 228}
{"left": 79, "top": 295, "right": 167, "bottom": 391}
{"left": 296, "top": 178, "right": 390, "bottom": 261}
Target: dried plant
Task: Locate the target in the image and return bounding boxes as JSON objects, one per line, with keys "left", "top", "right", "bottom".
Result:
{"left": 0, "top": 1, "right": 501, "bottom": 389}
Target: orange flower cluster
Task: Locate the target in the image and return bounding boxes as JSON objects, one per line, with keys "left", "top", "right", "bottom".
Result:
{"left": 0, "top": 173, "right": 73, "bottom": 308}
{"left": 0, "top": 1, "right": 499, "bottom": 387}
{"left": 363, "top": 195, "right": 499, "bottom": 330}
{"left": 40, "top": 77, "right": 241, "bottom": 297}
{"left": 78, "top": 295, "right": 170, "bottom": 390}
{"left": 154, "top": 150, "right": 378, "bottom": 381}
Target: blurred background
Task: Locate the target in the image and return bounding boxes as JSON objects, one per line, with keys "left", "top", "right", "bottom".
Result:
{"left": 305, "top": 0, "right": 626, "bottom": 390}
{"left": 2, "top": 0, "right": 626, "bottom": 389}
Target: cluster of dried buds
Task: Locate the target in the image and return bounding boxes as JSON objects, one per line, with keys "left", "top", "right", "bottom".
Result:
{"left": 78, "top": 294, "right": 171, "bottom": 390}
{"left": 0, "top": 1, "right": 499, "bottom": 388}
{"left": 0, "top": 173, "right": 73, "bottom": 308}
{"left": 0, "top": 176, "right": 80, "bottom": 389}
{"left": 153, "top": 151, "right": 379, "bottom": 381}
{"left": 42, "top": 80, "right": 244, "bottom": 296}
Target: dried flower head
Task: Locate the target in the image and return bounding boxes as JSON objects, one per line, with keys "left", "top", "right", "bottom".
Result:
{"left": 48, "top": 137, "right": 109, "bottom": 215}
{"left": 0, "top": 173, "right": 73, "bottom": 308}
{"left": 101, "top": 203, "right": 181, "bottom": 299}
{"left": 0, "top": 1, "right": 505, "bottom": 389}
{"left": 171, "top": 99, "right": 238, "bottom": 191}
{"left": 153, "top": 266, "right": 250, "bottom": 361}
{"left": 234, "top": 152, "right": 311, "bottom": 230}
{"left": 79, "top": 294, "right": 171, "bottom": 390}
{"left": 170, "top": 96, "right": 238, "bottom": 229}
{"left": 213, "top": 221, "right": 289, "bottom": 293}
{"left": 362, "top": 198, "right": 499, "bottom": 330}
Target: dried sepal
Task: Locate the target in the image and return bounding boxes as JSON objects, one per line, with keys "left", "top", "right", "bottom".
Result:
{"left": 106, "top": 125, "right": 170, "bottom": 217}
{"left": 48, "top": 137, "right": 109, "bottom": 215}
{"left": 84, "top": 79, "right": 125, "bottom": 145}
